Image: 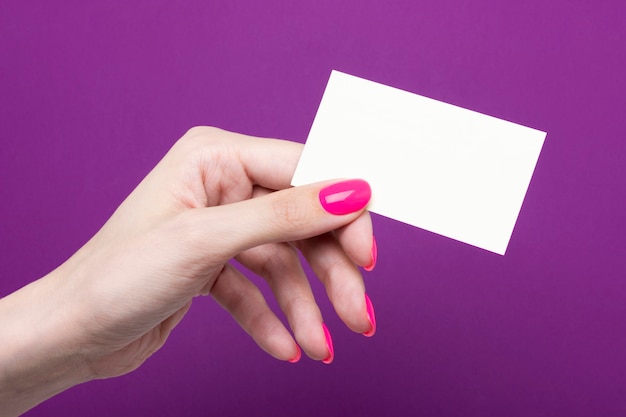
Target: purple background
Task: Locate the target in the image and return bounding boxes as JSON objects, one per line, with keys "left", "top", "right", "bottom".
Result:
{"left": 1, "top": 1, "right": 625, "bottom": 416}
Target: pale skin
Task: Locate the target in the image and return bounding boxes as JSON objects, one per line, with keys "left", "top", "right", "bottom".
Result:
{"left": 0, "top": 127, "right": 376, "bottom": 416}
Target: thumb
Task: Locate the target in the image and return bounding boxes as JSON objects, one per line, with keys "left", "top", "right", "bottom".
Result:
{"left": 193, "top": 179, "right": 371, "bottom": 259}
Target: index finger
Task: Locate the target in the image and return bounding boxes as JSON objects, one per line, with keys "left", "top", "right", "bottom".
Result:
{"left": 187, "top": 127, "right": 303, "bottom": 191}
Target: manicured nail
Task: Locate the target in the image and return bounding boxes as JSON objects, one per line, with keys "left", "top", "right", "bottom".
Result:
{"left": 363, "top": 294, "right": 376, "bottom": 337}
{"left": 321, "top": 323, "right": 334, "bottom": 364}
{"left": 364, "top": 236, "right": 377, "bottom": 272}
{"left": 288, "top": 345, "right": 302, "bottom": 363}
{"left": 319, "top": 179, "right": 371, "bottom": 215}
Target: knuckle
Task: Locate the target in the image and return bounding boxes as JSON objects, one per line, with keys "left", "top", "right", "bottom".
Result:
{"left": 284, "top": 293, "right": 313, "bottom": 317}
{"left": 258, "top": 244, "right": 298, "bottom": 282}
{"left": 169, "top": 126, "right": 235, "bottom": 173}
{"left": 184, "top": 125, "right": 220, "bottom": 139}
{"left": 318, "top": 257, "right": 344, "bottom": 290}
{"left": 271, "top": 197, "right": 313, "bottom": 233}
{"left": 175, "top": 126, "right": 225, "bottom": 151}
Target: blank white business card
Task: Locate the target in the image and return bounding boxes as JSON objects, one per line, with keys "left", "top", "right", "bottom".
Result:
{"left": 292, "top": 70, "right": 546, "bottom": 255}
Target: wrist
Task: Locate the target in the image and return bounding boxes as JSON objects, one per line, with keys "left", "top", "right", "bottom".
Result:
{"left": 0, "top": 267, "right": 93, "bottom": 416}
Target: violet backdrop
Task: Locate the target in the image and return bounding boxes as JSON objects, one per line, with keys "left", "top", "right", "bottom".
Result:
{"left": 1, "top": 1, "right": 625, "bottom": 416}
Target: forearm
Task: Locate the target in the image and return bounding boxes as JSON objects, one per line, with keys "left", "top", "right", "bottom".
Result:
{"left": 0, "top": 269, "right": 92, "bottom": 417}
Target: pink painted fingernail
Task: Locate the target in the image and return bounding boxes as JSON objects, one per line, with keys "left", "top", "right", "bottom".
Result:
{"left": 288, "top": 345, "right": 302, "bottom": 363}
{"left": 363, "top": 294, "right": 376, "bottom": 337}
{"left": 321, "top": 323, "right": 334, "bottom": 364}
{"left": 364, "top": 236, "right": 377, "bottom": 272}
{"left": 319, "top": 179, "right": 371, "bottom": 215}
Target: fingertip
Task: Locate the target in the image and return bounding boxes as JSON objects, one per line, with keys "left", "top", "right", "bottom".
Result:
{"left": 363, "top": 236, "right": 377, "bottom": 272}
{"left": 321, "top": 323, "right": 334, "bottom": 364}
{"left": 335, "top": 211, "right": 374, "bottom": 268}
{"left": 362, "top": 293, "right": 376, "bottom": 337}
{"left": 293, "top": 321, "right": 330, "bottom": 362}
{"left": 287, "top": 344, "right": 302, "bottom": 363}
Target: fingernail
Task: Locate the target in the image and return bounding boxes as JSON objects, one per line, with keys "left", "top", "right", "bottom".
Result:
{"left": 363, "top": 294, "right": 376, "bottom": 337}
{"left": 319, "top": 179, "right": 371, "bottom": 215}
{"left": 321, "top": 323, "right": 334, "bottom": 364}
{"left": 364, "top": 236, "right": 377, "bottom": 272}
{"left": 288, "top": 345, "right": 302, "bottom": 363}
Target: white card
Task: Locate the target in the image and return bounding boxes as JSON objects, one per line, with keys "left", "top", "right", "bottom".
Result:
{"left": 292, "top": 70, "right": 546, "bottom": 255}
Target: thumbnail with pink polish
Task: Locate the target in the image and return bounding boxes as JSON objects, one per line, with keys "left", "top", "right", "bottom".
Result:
{"left": 319, "top": 179, "right": 371, "bottom": 215}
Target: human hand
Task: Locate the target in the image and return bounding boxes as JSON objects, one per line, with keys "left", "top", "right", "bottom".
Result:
{"left": 56, "top": 127, "right": 377, "bottom": 379}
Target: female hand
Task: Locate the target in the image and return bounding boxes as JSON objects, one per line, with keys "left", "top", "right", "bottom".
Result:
{"left": 0, "top": 127, "right": 378, "bottom": 415}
